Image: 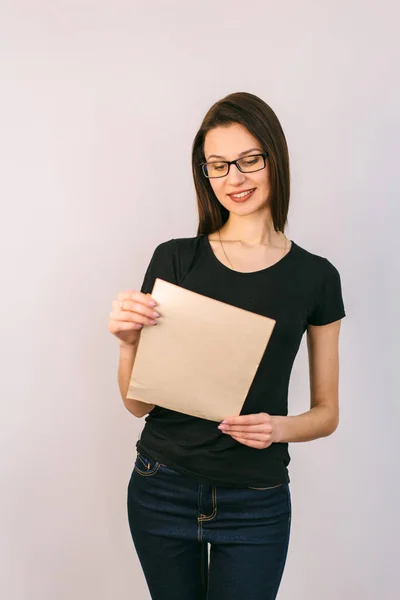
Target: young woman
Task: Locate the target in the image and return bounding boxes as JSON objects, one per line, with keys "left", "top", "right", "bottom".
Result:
{"left": 108, "top": 92, "right": 346, "bottom": 599}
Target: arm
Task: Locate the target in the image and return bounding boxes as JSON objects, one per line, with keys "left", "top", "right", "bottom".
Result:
{"left": 272, "top": 319, "right": 342, "bottom": 442}
{"left": 118, "top": 342, "right": 155, "bottom": 418}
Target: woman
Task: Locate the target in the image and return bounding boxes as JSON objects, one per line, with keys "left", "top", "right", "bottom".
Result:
{"left": 108, "top": 92, "right": 346, "bottom": 599}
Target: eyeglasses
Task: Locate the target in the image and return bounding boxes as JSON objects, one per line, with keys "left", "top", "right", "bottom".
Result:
{"left": 200, "top": 152, "right": 268, "bottom": 179}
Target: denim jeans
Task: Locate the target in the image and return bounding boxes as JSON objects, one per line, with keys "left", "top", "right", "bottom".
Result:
{"left": 127, "top": 450, "right": 291, "bottom": 600}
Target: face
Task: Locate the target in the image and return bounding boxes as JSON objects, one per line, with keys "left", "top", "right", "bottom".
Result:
{"left": 202, "top": 123, "right": 271, "bottom": 216}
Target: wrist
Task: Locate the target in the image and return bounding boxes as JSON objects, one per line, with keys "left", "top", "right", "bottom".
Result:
{"left": 119, "top": 340, "right": 139, "bottom": 352}
{"left": 271, "top": 415, "right": 285, "bottom": 443}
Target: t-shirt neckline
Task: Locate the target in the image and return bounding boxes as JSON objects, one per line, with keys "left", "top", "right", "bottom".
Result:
{"left": 203, "top": 234, "right": 296, "bottom": 275}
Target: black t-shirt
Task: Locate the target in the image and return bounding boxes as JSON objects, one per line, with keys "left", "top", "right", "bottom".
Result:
{"left": 136, "top": 234, "right": 346, "bottom": 488}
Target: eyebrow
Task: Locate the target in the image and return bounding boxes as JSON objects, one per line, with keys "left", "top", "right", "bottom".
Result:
{"left": 206, "top": 147, "right": 263, "bottom": 161}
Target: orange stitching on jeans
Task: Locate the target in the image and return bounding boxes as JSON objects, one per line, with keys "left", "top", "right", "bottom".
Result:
{"left": 136, "top": 453, "right": 149, "bottom": 469}
{"left": 198, "top": 486, "right": 217, "bottom": 522}
{"left": 134, "top": 463, "right": 161, "bottom": 477}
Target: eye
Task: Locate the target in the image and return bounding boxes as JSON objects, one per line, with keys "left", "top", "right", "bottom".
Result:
{"left": 207, "top": 161, "right": 227, "bottom": 174}
{"left": 241, "top": 156, "right": 261, "bottom": 166}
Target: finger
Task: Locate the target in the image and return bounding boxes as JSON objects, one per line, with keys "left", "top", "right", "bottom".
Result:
{"left": 229, "top": 434, "right": 267, "bottom": 449}
{"left": 221, "top": 413, "right": 268, "bottom": 426}
{"left": 109, "top": 310, "right": 158, "bottom": 327}
{"left": 108, "top": 320, "right": 143, "bottom": 333}
{"left": 224, "top": 431, "right": 271, "bottom": 441}
{"left": 112, "top": 299, "right": 160, "bottom": 321}
{"left": 220, "top": 424, "right": 271, "bottom": 434}
{"left": 117, "top": 291, "right": 158, "bottom": 307}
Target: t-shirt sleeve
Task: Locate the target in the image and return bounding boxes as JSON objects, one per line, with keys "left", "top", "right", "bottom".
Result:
{"left": 140, "top": 239, "right": 178, "bottom": 295}
{"left": 307, "top": 259, "right": 346, "bottom": 326}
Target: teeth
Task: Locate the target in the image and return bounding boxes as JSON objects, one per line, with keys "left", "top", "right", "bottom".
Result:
{"left": 231, "top": 189, "right": 254, "bottom": 199}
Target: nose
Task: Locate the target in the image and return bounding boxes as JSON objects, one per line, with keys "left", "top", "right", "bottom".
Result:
{"left": 225, "top": 162, "right": 246, "bottom": 185}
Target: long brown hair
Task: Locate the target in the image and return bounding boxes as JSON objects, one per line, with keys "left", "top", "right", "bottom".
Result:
{"left": 192, "top": 92, "right": 290, "bottom": 236}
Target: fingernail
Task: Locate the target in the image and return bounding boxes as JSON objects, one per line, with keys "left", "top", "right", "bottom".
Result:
{"left": 152, "top": 311, "right": 160, "bottom": 318}
{"left": 151, "top": 320, "right": 158, "bottom": 325}
{"left": 148, "top": 300, "right": 157, "bottom": 307}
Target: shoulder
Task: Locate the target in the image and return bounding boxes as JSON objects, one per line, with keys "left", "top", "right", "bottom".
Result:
{"left": 151, "top": 238, "right": 177, "bottom": 257}
{"left": 145, "top": 235, "right": 203, "bottom": 283}
{"left": 292, "top": 241, "right": 342, "bottom": 279}
{"left": 152, "top": 235, "right": 202, "bottom": 255}
{"left": 173, "top": 235, "right": 204, "bottom": 252}
{"left": 294, "top": 242, "right": 346, "bottom": 326}
{"left": 155, "top": 235, "right": 204, "bottom": 265}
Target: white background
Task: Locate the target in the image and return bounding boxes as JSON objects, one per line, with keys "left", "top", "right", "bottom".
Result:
{"left": 1, "top": 1, "right": 399, "bottom": 598}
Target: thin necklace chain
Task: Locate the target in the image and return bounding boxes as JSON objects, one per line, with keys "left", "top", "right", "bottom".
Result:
{"left": 218, "top": 229, "right": 288, "bottom": 271}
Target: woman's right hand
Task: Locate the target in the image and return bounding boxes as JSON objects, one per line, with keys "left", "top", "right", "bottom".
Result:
{"left": 108, "top": 291, "right": 160, "bottom": 347}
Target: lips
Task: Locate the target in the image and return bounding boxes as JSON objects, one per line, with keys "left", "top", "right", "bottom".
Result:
{"left": 228, "top": 188, "right": 256, "bottom": 198}
{"left": 228, "top": 188, "right": 256, "bottom": 201}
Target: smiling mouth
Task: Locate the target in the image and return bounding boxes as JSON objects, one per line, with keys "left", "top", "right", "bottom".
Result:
{"left": 228, "top": 188, "right": 256, "bottom": 200}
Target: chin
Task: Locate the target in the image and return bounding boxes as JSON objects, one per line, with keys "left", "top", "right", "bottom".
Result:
{"left": 226, "top": 200, "right": 268, "bottom": 216}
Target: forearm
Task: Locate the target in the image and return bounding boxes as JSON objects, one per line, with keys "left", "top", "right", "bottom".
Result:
{"left": 118, "top": 342, "right": 155, "bottom": 418}
{"left": 272, "top": 404, "right": 339, "bottom": 443}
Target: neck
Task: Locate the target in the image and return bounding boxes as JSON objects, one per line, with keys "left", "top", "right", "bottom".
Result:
{"left": 220, "top": 211, "right": 285, "bottom": 248}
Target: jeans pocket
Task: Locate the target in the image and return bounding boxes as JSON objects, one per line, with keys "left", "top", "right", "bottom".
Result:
{"left": 134, "top": 452, "right": 161, "bottom": 477}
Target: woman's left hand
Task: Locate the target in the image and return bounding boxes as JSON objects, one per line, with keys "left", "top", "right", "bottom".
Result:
{"left": 218, "top": 412, "right": 281, "bottom": 449}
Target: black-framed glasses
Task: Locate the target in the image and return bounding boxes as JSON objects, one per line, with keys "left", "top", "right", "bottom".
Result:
{"left": 200, "top": 152, "right": 269, "bottom": 179}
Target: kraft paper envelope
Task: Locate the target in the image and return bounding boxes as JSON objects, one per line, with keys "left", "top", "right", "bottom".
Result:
{"left": 127, "top": 278, "right": 276, "bottom": 422}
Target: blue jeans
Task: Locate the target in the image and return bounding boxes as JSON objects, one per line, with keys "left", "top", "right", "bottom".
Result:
{"left": 127, "top": 451, "right": 291, "bottom": 600}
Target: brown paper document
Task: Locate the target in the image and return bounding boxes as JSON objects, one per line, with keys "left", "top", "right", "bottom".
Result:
{"left": 127, "top": 279, "right": 276, "bottom": 422}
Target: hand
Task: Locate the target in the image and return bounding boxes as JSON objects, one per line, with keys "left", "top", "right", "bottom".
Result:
{"left": 108, "top": 290, "right": 161, "bottom": 347}
{"left": 217, "top": 412, "right": 281, "bottom": 449}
